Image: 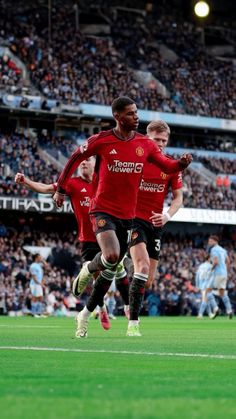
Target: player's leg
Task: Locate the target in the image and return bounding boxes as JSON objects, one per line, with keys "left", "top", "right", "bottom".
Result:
{"left": 128, "top": 242, "right": 149, "bottom": 336}
{"left": 146, "top": 258, "right": 159, "bottom": 289}
{"left": 207, "top": 290, "right": 219, "bottom": 319}
{"left": 85, "top": 229, "right": 120, "bottom": 306}
{"left": 30, "top": 284, "right": 43, "bottom": 317}
{"left": 91, "top": 220, "right": 131, "bottom": 322}
{"left": 74, "top": 241, "right": 111, "bottom": 331}
{"left": 128, "top": 220, "right": 156, "bottom": 336}
{"left": 145, "top": 226, "right": 162, "bottom": 290}
{"left": 127, "top": 224, "right": 161, "bottom": 331}
{"left": 219, "top": 287, "right": 233, "bottom": 318}
{"left": 72, "top": 241, "right": 100, "bottom": 297}
{"left": 206, "top": 302, "right": 213, "bottom": 318}
{"left": 74, "top": 214, "right": 120, "bottom": 302}
{"left": 197, "top": 290, "right": 207, "bottom": 318}
{"left": 115, "top": 257, "right": 130, "bottom": 319}
{"left": 215, "top": 276, "right": 233, "bottom": 318}
{"left": 31, "top": 295, "right": 37, "bottom": 316}
{"left": 76, "top": 216, "right": 125, "bottom": 338}
{"left": 98, "top": 220, "right": 131, "bottom": 321}
{"left": 106, "top": 281, "right": 117, "bottom": 320}
{"left": 35, "top": 295, "right": 44, "bottom": 316}
{"left": 88, "top": 213, "right": 121, "bottom": 273}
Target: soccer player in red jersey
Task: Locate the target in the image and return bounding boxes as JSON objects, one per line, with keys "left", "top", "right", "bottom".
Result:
{"left": 129, "top": 120, "right": 183, "bottom": 301}
{"left": 53, "top": 96, "right": 192, "bottom": 337}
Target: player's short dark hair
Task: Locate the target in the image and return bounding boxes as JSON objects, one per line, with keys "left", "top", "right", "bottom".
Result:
{"left": 209, "top": 235, "right": 219, "bottom": 242}
{"left": 32, "top": 253, "right": 40, "bottom": 261}
{"left": 111, "top": 96, "right": 135, "bottom": 114}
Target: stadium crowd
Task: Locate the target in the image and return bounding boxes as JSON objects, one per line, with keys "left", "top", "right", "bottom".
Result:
{"left": 166, "top": 171, "right": 236, "bottom": 211}
{"left": 0, "top": 0, "right": 235, "bottom": 119}
{"left": 112, "top": 12, "right": 235, "bottom": 119}
{"left": 0, "top": 131, "right": 59, "bottom": 197}
{"left": 0, "top": 224, "right": 235, "bottom": 317}
{"left": 0, "top": 54, "right": 25, "bottom": 94}
{"left": 38, "top": 131, "right": 77, "bottom": 159}
{"left": 198, "top": 156, "right": 236, "bottom": 175}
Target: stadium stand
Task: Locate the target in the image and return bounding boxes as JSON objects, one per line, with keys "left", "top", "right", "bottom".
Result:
{"left": 0, "top": 0, "right": 235, "bottom": 118}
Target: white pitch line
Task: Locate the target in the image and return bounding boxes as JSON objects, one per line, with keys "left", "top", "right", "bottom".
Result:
{"left": 0, "top": 346, "right": 236, "bottom": 360}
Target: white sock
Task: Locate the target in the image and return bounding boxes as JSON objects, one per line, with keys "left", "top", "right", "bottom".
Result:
{"left": 81, "top": 306, "right": 91, "bottom": 319}
{"left": 128, "top": 320, "right": 139, "bottom": 327}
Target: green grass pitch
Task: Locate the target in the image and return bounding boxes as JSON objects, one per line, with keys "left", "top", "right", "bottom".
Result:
{"left": 0, "top": 316, "right": 236, "bottom": 419}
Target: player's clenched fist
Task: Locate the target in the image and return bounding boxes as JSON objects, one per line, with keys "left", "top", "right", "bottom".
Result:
{"left": 179, "top": 153, "right": 193, "bottom": 169}
{"left": 53, "top": 191, "right": 66, "bottom": 208}
{"left": 15, "top": 173, "right": 25, "bottom": 184}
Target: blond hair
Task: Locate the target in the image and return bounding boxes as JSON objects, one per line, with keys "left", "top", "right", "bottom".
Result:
{"left": 146, "top": 120, "right": 170, "bottom": 137}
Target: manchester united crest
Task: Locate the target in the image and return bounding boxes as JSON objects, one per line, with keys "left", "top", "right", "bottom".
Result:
{"left": 136, "top": 147, "right": 144, "bottom": 156}
{"left": 97, "top": 219, "right": 106, "bottom": 227}
{"left": 160, "top": 172, "right": 168, "bottom": 179}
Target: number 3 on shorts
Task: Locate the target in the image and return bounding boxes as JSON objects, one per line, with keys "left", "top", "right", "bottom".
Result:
{"left": 155, "top": 239, "right": 161, "bottom": 252}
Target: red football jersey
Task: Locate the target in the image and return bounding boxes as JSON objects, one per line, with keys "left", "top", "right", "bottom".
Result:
{"left": 58, "top": 130, "right": 183, "bottom": 220}
{"left": 65, "top": 177, "right": 96, "bottom": 243}
{"left": 136, "top": 161, "right": 183, "bottom": 222}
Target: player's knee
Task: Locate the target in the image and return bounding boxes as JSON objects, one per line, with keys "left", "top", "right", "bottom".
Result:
{"left": 104, "top": 251, "right": 119, "bottom": 265}
{"left": 142, "top": 264, "right": 150, "bottom": 276}
{"left": 134, "top": 257, "right": 150, "bottom": 275}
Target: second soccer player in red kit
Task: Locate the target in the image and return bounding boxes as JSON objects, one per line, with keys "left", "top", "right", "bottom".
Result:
{"left": 129, "top": 120, "right": 183, "bottom": 296}
{"left": 53, "top": 96, "right": 192, "bottom": 337}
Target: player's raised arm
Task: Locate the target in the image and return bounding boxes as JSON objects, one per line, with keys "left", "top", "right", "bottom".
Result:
{"left": 15, "top": 173, "right": 56, "bottom": 194}
{"left": 54, "top": 135, "right": 99, "bottom": 207}
{"left": 148, "top": 142, "right": 193, "bottom": 173}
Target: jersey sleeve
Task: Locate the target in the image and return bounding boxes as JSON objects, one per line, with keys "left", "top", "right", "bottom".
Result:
{"left": 147, "top": 142, "right": 184, "bottom": 174}
{"left": 63, "top": 180, "right": 72, "bottom": 195}
{"left": 57, "top": 134, "right": 99, "bottom": 192}
{"left": 170, "top": 172, "right": 183, "bottom": 190}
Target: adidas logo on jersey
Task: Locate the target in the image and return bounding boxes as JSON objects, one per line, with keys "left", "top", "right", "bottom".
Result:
{"left": 81, "top": 188, "right": 87, "bottom": 192}
{"left": 109, "top": 149, "right": 117, "bottom": 154}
